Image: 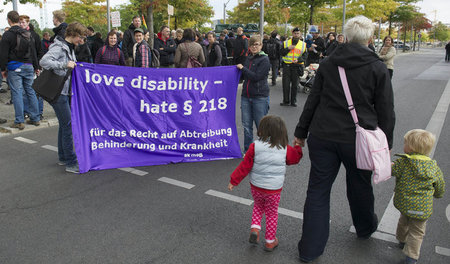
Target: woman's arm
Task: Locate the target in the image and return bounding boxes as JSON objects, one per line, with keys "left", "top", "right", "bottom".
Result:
{"left": 39, "top": 46, "right": 66, "bottom": 70}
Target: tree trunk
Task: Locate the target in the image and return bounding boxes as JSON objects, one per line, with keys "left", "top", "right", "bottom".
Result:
{"left": 403, "top": 22, "right": 407, "bottom": 52}
{"left": 413, "top": 30, "right": 416, "bottom": 51}
{"left": 309, "top": 2, "right": 314, "bottom": 25}
{"left": 175, "top": 16, "right": 178, "bottom": 30}
{"left": 147, "top": 0, "right": 154, "bottom": 49}
{"left": 388, "top": 14, "right": 393, "bottom": 35}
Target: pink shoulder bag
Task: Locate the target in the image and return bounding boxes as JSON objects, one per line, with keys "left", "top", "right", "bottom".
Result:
{"left": 338, "top": 66, "right": 391, "bottom": 184}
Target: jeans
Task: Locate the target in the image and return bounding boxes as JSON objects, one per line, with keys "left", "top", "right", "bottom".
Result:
{"left": 50, "top": 95, "right": 77, "bottom": 166}
{"left": 7, "top": 64, "right": 39, "bottom": 123}
{"left": 241, "top": 96, "right": 269, "bottom": 151}
{"left": 24, "top": 93, "right": 44, "bottom": 115}
{"left": 298, "top": 134, "right": 377, "bottom": 260}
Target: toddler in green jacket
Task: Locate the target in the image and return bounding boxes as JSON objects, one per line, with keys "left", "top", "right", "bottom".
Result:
{"left": 392, "top": 129, "right": 445, "bottom": 264}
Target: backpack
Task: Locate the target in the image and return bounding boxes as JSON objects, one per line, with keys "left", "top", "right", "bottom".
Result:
{"left": 150, "top": 48, "right": 160, "bottom": 68}
{"left": 265, "top": 40, "right": 278, "bottom": 60}
{"left": 15, "top": 29, "right": 33, "bottom": 59}
{"left": 183, "top": 43, "right": 202, "bottom": 68}
{"left": 101, "top": 45, "right": 121, "bottom": 58}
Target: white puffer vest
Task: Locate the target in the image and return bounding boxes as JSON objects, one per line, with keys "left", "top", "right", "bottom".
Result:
{"left": 250, "top": 140, "right": 287, "bottom": 190}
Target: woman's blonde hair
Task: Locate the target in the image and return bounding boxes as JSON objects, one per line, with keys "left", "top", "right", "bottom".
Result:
{"left": 404, "top": 129, "right": 436, "bottom": 156}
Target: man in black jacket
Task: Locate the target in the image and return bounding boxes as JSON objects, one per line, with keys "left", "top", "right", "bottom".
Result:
{"left": 263, "top": 31, "right": 281, "bottom": 86}
{"left": 294, "top": 16, "right": 395, "bottom": 263}
{"left": 233, "top": 27, "right": 248, "bottom": 65}
{"left": 122, "top": 16, "right": 141, "bottom": 66}
{"left": 154, "top": 26, "right": 176, "bottom": 68}
{"left": 50, "top": 10, "right": 67, "bottom": 43}
{"left": 0, "top": 11, "right": 40, "bottom": 129}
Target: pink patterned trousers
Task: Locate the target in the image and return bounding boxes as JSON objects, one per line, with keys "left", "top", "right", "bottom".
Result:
{"left": 251, "top": 186, "right": 281, "bottom": 241}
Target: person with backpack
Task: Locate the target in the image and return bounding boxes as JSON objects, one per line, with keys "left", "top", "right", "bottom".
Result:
{"left": 174, "top": 28, "right": 205, "bottom": 68}
{"left": 233, "top": 27, "right": 248, "bottom": 65}
{"left": 95, "top": 30, "right": 125, "bottom": 66}
{"left": 206, "top": 32, "right": 222, "bottom": 67}
{"left": 0, "top": 11, "right": 40, "bottom": 130}
{"left": 263, "top": 31, "right": 281, "bottom": 86}
{"left": 154, "top": 26, "right": 176, "bottom": 68}
{"left": 132, "top": 28, "right": 151, "bottom": 68}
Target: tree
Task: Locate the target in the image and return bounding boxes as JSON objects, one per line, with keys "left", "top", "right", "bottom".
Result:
{"left": 62, "top": 0, "right": 108, "bottom": 35}
{"left": 431, "top": 22, "right": 449, "bottom": 42}
{"left": 285, "top": 0, "right": 336, "bottom": 25}
{"left": 346, "top": 0, "right": 398, "bottom": 21}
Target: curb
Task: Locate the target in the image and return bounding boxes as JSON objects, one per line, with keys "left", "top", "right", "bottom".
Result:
{"left": 0, "top": 118, "right": 59, "bottom": 137}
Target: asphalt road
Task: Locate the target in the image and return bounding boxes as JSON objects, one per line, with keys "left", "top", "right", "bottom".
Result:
{"left": 0, "top": 48, "right": 449, "bottom": 264}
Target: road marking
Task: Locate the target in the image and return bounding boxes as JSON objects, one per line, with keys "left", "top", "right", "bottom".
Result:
{"left": 435, "top": 246, "right": 450, "bottom": 257}
{"left": 278, "top": 207, "right": 303, "bottom": 219}
{"left": 14, "top": 137, "right": 37, "bottom": 144}
{"left": 158, "top": 177, "right": 195, "bottom": 189}
{"left": 349, "top": 226, "right": 398, "bottom": 243}
{"left": 129, "top": 169, "right": 148, "bottom": 176}
{"left": 446, "top": 204, "right": 450, "bottom": 222}
{"left": 376, "top": 78, "right": 450, "bottom": 241}
{"left": 117, "top": 167, "right": 148, "bottom": 176}
{"left": 205, "top": 190, "right": 253, "bottom": 206}
{"left": 41, "top": 145, "right": 58, "bottom": 152}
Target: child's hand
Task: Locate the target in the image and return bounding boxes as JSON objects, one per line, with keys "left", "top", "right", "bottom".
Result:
{"left": 228, "top": 183, "right": 235, "bottom": 191}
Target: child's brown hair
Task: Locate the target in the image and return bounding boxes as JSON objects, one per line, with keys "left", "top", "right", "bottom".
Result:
{"left": 257, "top": 115, "right": 288, "bottom": 149}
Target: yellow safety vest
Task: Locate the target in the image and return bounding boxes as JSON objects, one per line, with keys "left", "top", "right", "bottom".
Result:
{"left": 282, "top": 38, "right": 307, "bottom": 64}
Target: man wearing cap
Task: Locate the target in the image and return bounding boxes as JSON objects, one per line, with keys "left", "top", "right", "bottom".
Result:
{"left": 280, "top": 27, "right": 307, "bottom": 107}
{"left": 306, "top": 26, "right": 325, "bottom": 66}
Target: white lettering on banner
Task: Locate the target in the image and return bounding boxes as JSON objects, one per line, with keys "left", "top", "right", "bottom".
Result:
{"left": 131, "top": 76, "right": 208, "bottom": 94}
{"left": 85, "top": 69, "right": 124, "bottom": 87}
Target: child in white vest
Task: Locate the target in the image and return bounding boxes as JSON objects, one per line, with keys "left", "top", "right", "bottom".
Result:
{"left": 228, "top": 115, "right": 303, "bottom": 251}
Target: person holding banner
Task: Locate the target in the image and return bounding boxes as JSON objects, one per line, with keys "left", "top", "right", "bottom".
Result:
{"left": 236, "top": 35, "right": 271, "bottom": 152}
{"left": 132, "top": 28, "right": 151, "bottom": 68}
{"left": 40, "top": 22, "right": 88, "bottom": 174}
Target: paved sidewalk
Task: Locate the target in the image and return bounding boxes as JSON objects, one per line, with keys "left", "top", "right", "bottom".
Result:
{"left": 0, "top": 81, "right": 58, "bottom": 136}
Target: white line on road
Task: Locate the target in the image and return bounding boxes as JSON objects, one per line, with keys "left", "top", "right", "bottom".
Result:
{"left": 118, "top": 167, "right": 148, "bottom": 176}
{"left": 205, "top": 190, "right": 253, "bottom": 206}
{"left": 14, "top": 137, "right": 37, "bottom": 144}
{"left": 278, "top": 207, "right": 303, "bottom": 219}
{"left": 158, "top": 177, "right": 195, "bottom": 189}
{"left": 41, "top": 145, "right": 58, "bottom": 152}
{"left": 376, "top": 79, "right": 450, "bottom": 239}
{"left": 349, "top": 226, "right": 398, "bottom": 243}
{"left": 435, "top": 246, "right": 450, "bottom": 257}
{"left": 446, "top": 204, "right": 450, "bottom": 222}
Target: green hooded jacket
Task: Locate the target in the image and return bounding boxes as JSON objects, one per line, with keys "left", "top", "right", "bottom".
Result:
{"left": 392, "top": 153, "right": 445, "bottom": 220}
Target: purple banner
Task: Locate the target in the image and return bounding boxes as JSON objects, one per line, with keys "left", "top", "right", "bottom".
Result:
{"left": 71, "top": 64, "right": 242, "bottom": 173}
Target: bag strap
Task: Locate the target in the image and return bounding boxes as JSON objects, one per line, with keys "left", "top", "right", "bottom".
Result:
{"left": 101, "top": 46, "right": 106, "bottom": 56}
{"left": 337, "top": 66, "right": 359, "bottom": 125}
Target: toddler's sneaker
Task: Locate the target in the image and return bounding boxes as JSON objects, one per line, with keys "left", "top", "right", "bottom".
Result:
{"left": 264, "top": 237, "right": 279, "bottom": 252}
{"left": 405, "top": 256, "right": 417, "bottom": 264}
{"left": 249, "top": 228, "right": 260, "bottom": 244}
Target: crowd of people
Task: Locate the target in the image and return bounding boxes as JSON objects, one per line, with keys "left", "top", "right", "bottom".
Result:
{"left": 0, "top": 10, "right": 445, "bottom": 264}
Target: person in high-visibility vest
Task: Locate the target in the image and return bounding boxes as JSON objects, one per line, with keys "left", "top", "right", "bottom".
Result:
{"left": 280, "top": 27, "right": 307, "bottom": 107}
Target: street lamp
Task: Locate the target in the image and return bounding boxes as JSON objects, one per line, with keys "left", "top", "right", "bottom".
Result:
{"left": 223, "top": 0, "right": 231, "bottom": 24}
{"left": 342, "top": 0, "right": 346, "bottom": 34}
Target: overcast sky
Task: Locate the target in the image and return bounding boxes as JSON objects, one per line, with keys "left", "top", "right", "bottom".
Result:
{"left": 1, "top": 0, "right": 448, "bottom": 30}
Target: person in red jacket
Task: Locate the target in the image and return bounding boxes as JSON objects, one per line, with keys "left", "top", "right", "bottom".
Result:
{"left": 228, "top": 115, "right": 303, "bottom": 252}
